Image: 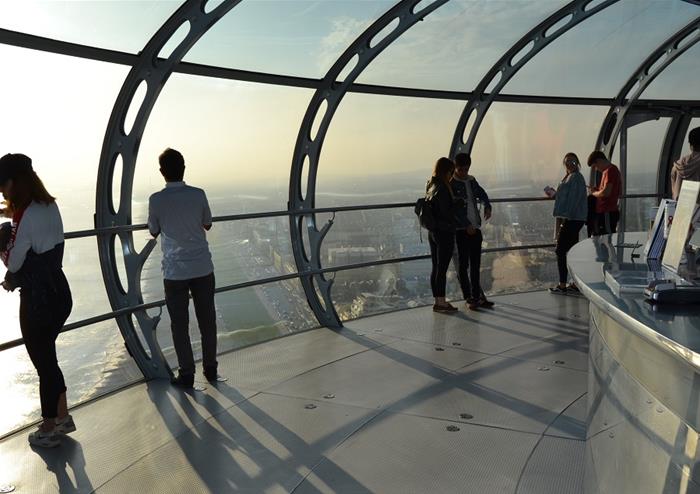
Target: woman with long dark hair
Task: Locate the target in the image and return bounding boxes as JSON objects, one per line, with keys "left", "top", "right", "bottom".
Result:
{"left": 427, "top": 157, "right": 458, "bottom": 312}
{"left": 549, "top": 152, "right": 587, "bottom": 294}
{"left": 0, "top": 153, "right": 73, "bottom": 448}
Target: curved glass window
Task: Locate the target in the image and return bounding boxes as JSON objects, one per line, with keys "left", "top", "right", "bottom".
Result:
{"left": 640, "top": 43, "right": 700, "bottom": 101}
{"left": 470, "top": 103, "right": 607, "bottom": 197}
{"left": 184, "top": 1, "right": 393, "bottom": 77}
{"left": 0, "top": 1, "right": 178, "bottom": 53}
{"left": 357, "top": 0, "right": 567, "bottom": 92}
{"left": 133, "top": 75, "right": 314, "bottom": 214}
{"left": 0, "top": 44, "right": 128, "bottom": 231}
{"left": 626, "top": 118, "right": 670, "bottom": 194}
{"left": 503, "top": 0, "right": 699, "bottom": 98}
{"left": 316, "top": 93, "right": 464, "bottom": 208}
{"left": 1, "top": 320, "right": 142, "bottom": 436}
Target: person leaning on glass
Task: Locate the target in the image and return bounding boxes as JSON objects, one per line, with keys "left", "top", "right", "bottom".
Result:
{"left": 547, "top": 152, "right": 588, "bottom": 294}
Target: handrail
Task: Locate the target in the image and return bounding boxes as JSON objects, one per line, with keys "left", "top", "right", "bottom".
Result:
{"left": 0, "top": 241, "right": 556, "bottom": 352}
{"left": 2, "top": 193, "right": 660, "bottom": 351}
{"left": 61, "top": 194, "right": 660, "bottom": 239}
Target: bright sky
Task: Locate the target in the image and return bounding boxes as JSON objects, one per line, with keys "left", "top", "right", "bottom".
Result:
{"left": 0, "top": 0, "right": 698, "bottom": 230}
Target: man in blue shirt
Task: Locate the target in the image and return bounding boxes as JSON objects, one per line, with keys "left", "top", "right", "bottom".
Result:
{"left": 148, "top": 148, "right": 218, "bottom": 387}
{"left": 450, "top": 153, "right": 494, "bottom": 310}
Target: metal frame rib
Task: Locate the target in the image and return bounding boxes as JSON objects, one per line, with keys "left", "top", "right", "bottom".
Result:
{"left": 449, "top": 0, "right": 619, "bottom": 158}
{"left": 95, "top": 0, "right": 242, "bottom": 379}
{"left": 288, "top": 0, "right": 450, "bottom": 329}
{"left": 596, "top": 17, "right": 700, "bottom": 157}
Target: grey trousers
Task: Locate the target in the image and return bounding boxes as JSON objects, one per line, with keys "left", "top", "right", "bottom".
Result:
{"left": 164, "top": 272, "right": 217, "bottom": 376}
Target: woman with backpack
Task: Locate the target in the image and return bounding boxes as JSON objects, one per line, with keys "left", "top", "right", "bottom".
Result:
{"left": 426, "top": 157, "right": 458, "bottom": 312}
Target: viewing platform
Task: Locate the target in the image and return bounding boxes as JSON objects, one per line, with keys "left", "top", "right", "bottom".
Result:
{"left": 0, "top": 291, "right": 588, "bottom": 494}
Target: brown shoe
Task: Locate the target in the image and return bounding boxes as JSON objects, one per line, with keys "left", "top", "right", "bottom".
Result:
{"left": 466, "top": 299, "right": 480, "bottom": 310}
{"left": 479, "top": 296, "right": 495, "bottom": 308}
{"left": 433, "top": 303, "right": 458, "bottom": 313}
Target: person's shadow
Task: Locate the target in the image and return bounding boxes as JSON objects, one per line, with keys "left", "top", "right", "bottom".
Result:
{"left": 32, "top": 436, "right": 94, "bottom": 493}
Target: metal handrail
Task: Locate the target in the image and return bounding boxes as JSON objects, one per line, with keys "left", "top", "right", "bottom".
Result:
{"left": 62, "top": 193, "right": 660, "bottom": 239}
{"left": 0, "top": 240, "right": 557, "bottom": 352}
{"left": 1, "top": 193, "right": 660, "bottom": 351}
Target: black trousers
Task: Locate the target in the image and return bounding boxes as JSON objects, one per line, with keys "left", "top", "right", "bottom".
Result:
{"left": 453, "top": 229, "right": 484, "bottom": 300}
{"left": 20, "top": 269, "right": 72, "bottom": 419}
{"left": 555, "top": 219, "right": 584, "bottom": 284}
{"left": 164, "top": 272, "right": 217, "bottom": 376}
{"left": 593, "top": 211, "right": 620, "bottom": 236}
{"left": 429, "top": 230, "right": 455, "bottom": 297}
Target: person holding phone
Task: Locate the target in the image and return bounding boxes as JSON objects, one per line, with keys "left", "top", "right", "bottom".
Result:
{"left": 548, "top": 152, "right": 587, "bottom": 294}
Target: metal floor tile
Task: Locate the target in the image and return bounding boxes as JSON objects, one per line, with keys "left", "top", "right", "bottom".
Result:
{"left": 544, "top": 393, "right": 587, "bottom": 440}
{"left": 95, "top": 393, "right": 380, "bottom": 494}
{"left": 265, "top": 348, "right": 446, "bottom": 410}
{"left": 388, "top": 355, "right": 587, "bottom": 435}
{"left": 516, "top": 436, "right": 585, "bottom": 494}
{"left": 499, "top": 336, "right": 589, "bottom": 373}
{"left": 0, "top": 380, "right": 257, "bottom": 494}
{"left": 294, "top": 412, "right": 540, "bottom": 494}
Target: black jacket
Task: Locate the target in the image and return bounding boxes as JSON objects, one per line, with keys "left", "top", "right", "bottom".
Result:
{"left": 426, "top": 177, "right": 457, "bottom": 233}
{"left": 450, "top": 175, "right": 492, "bottom": 230}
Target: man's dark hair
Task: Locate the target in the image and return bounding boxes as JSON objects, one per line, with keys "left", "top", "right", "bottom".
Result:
{"left": 587, "top": 150, "right": 607, "bottom": 167}
{"left": 689, "top": 127, "right": 700, "bottom": 149}
{"left": 454, "top": 153, "right": 471, "bottom": 168}
{"left": 159, "top": 148, "right": 185, "bottom": 181}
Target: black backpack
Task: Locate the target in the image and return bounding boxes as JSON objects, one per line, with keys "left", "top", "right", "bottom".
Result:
{"left": 414, "top": 194, "right": 437, "bottom": 231}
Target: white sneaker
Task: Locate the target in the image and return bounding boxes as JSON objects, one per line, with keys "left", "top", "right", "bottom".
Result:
{"left": 55, "top": 415, "right": 76, "bottom": 435}
{"left": 28, "top": 429, "right": 60, "bottom": 448}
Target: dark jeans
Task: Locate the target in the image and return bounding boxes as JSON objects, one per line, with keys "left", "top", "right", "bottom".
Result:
{"left": 429, "top": 230, "right": 455, "bottom": 297}
{"left": 593, "top": 211, "right": 620, "bottom": 236}
{"left": 164, "top": 272, "right": 217, "bottom": 376}
{"left": 555, "top": 219, "right": 584, "bottom": 284}
{"left": 20, "top": 269, "right": 72, "bottom": 418}
{"left": 453, "top": 229, "right": 483, "bottom": 300}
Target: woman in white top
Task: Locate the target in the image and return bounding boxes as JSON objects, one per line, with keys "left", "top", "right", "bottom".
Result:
{"left": 0, "top": 153, "right": 73, "bottom": 448}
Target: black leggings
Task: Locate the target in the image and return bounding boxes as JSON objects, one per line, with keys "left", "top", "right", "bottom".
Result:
{"left": 20, "top": 270, "right": 73, "bottom": 419}
{"left": 429, "top": 230, "right": 455, "bottom": 298}
{"left": 555, "top": 219, "right": 585, "bottom": 284}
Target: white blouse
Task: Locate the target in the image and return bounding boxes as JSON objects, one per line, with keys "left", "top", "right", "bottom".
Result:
{"left": 8, "top": 201, "right": 64, "bottom": 273}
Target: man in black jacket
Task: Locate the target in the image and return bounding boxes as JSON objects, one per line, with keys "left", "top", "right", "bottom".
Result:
{"left": 450, "top": 153, "right": 494, "bottom": 310}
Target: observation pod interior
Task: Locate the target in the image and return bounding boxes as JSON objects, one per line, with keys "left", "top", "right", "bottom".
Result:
{"left": 0, "top": 0, "right": 699, "bottom": 492}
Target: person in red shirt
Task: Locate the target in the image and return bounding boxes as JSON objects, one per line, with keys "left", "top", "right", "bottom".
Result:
{"left": 587, "top": 150, "right": 622, "bottom": 235}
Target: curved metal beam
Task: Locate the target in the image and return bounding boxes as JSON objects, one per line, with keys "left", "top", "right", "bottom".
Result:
{"left": 596, "top": 17, "right": 700, "bottom": 157}
{"left": 95, "top": 0, "right": 242, "bottom": 379}
{"left": 287, "top": 0, "right": 450, "bottom": 328}
{"left": 449, "top": 0, "right": 619, "bottom": 158}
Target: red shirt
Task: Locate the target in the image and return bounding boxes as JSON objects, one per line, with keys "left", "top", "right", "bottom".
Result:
{"left": 595, "top": 164, "right": 622, "bottom": 213}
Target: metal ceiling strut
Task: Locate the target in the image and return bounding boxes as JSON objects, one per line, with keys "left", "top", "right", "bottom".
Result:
{"left": 449, "top": 0, "right": 620, "bottom": 158}
{"left": 595, "top": 16, "right": 700, "bottom": 157}
{"left": 95, "top": 0, "right": 242, "bottom": 379}
{"left": 287, "top": 0, "right": 450, "bottom": 329}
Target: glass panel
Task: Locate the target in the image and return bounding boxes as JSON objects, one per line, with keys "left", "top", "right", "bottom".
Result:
{"left": 316, "top": 93, "right": 465, "bottom": 207}
{"left": 332, "top": 248, "right": 558, "bottom": 321}
{"left": 0, "top": 44, "right": 129, "bottom": 232}
{"left": 0, "top": 319, "right": 141, "bottom": 436}
{"left": 470, "top": 103, "right": 606, "bottom": 197}
{"left": 641, "top": 43, "right": 700, "bottom": 101}
{"left": 184, "top": 1, "right": 393, "bottom": 77}
{"left": 503, "top": 0, "right": 699, "bottom": 97}
{"left": 156, "top": 280, "right": 319, "bottom": 370}
{"left": 133, "top": 75, "right": 313, "bottom": 214}
{"left": 357, "top": 0, "right": 567, "bottom": 91}
{"left": 0, "top": 1, "right": 178, "bottom": 53}
{"left": 139, "top": 217, "right": 293, "bottom": 304}
{"left": 626, "top": 118, "right": 669, "bottom": 194}
{"left": 0, "top": 237, "right": 111, "bottom": 343}
{"left": 624, "top": 196, "right": 658, "bottom": 233}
